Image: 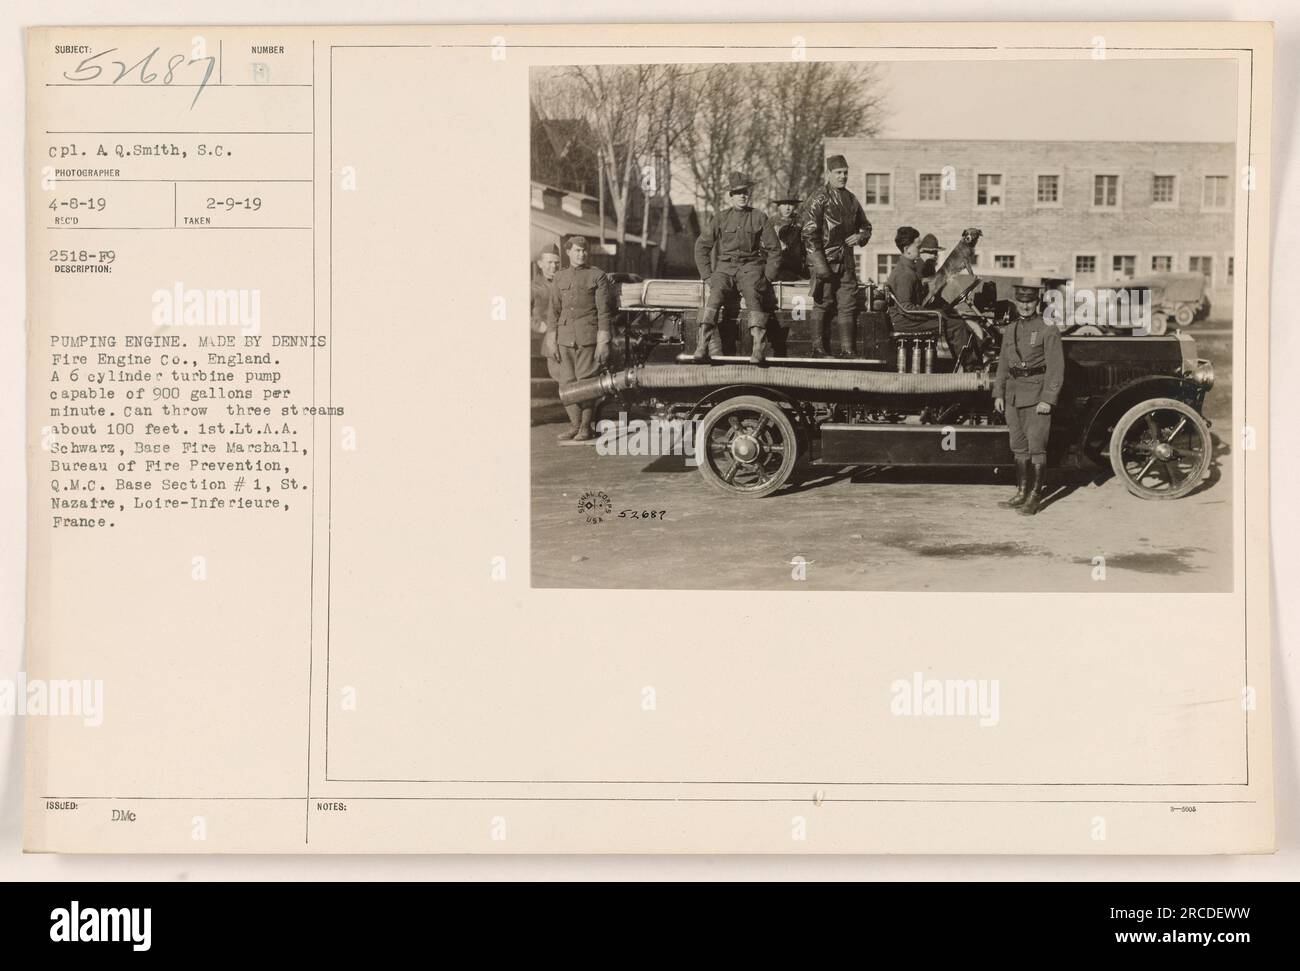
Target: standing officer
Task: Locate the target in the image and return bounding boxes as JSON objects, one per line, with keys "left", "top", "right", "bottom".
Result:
{"left": 993, "top": 278, "right": 1065, "bottom": 515}
{"left": 694, "top": 172, "right": 777, "bottom": 365}
{"left": 764, "top": 194, "right": 805, "bottom": 281}
{"left": 801, "top": 154, "right": 872, "bottom": 358}
{"left": 546, "top": 235, "right": 612, "bottom": 445}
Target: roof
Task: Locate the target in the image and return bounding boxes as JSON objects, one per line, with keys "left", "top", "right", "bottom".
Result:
{"left": 530, "top": 206, "right": 657, "bottom": 248}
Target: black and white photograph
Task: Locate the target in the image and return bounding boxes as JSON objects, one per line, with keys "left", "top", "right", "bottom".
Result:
{"left": 1, "top": 5, "right": 1289, "bottom": 925}
{"left": 530, "top": 57, "right": 1237, "bottom": 591}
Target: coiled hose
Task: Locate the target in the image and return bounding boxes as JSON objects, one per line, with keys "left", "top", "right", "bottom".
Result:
{"left": 559, "top": 364, "right": 991, "bottom": 406}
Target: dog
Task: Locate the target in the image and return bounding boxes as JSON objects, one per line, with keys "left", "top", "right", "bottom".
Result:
{"left": 923, "top": 227, "right": 983, "bottom": 307}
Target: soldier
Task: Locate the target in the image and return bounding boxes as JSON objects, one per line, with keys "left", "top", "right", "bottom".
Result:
{"left": 801, "top": 154, "right": 872, "bottom": 358}
{"left": 917, "top": 232, "right": 941, "bottom": 282}
{"left": 886, "top": 226, "right": 970, "bottom": 363}
{"left": 993, "top": 278, "right": 1065, "bottom": 515}
{"left": 693, "top": 172, "right": 777, "bottom": 365}
{"left": 531, "top": 243, "right": 562, "bottom": 332}
{"left": 531, "top": 243, "right": 577, "bottom": 434}
{"left": 763, "top": 194, "right": 805, "bottom": 282}
{"left": 546, "top": 235, "right": 613, "bottom": 445}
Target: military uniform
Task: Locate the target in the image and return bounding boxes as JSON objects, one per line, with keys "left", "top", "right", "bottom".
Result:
{"left": 694, "top": 203, "right": 776, "bottom": 363}
{"left": 531, "top": 271, "right": 555, "bottom": 333}
{"left": 763, "top": 213, "right": 805, "bottom": 281}
{"left": 546, "top": 257, "right": 612, "bottom": 442}
{"left": 531, "top": 269, "right": 565, "bottom": 384}
{"left": 548, "top": 263, "right": 611, "bottom": 381}
{"left": 993, "top": 312, "right": 1064, "bottom": 461}
{"left": 800, "top": 181, "right": 870, "bottom": 356}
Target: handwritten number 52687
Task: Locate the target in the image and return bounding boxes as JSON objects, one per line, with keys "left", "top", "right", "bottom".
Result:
{"left": 61, "top": 47, "right": 217, "bottom": 109}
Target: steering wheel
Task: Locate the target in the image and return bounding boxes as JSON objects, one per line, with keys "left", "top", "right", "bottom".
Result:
{"left": 952, "top": 278, "right": 981, "bottom": 307}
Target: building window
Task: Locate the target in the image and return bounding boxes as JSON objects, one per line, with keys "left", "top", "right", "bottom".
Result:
{"left": 1189, "top": 255, "right": 1214, "bottom": 283}
{"left": 993, "top": 254, "right": 1018, "bottom": 271}
{"left": 1152, "top": 175, "right": 1177, "bottom": 205}
{"left": 917, "top": 172, "right": 943, "bottom": 203}
{"left": 1112, "top": 255, "right": 1136, "bottom": 279}
{"left": 876, "top": 252, "right": 900, "bottom": 281}
{"left": 1151, "top": 255, "right": 1173, "bottom": 272}
{"left": 976, "top": 173, "right": 1003, "bottom": 207}
{"left": 1226, "top": 255, "right": 1235, "bottom": 284}
{"left": 1094, "top": 175, "right": 1120, "bottom": 208}
{"left": 863, "top": 173, "right": 892, "bottom": 207}
{"left": 1202, "top": 175, "right": 1230, "bottom": 210}
{"left": 1036, "top": 173, "right": 1060, "bottom": 205}
{"left": 1075, "top": 254, "right": 1098, "bottom": 276}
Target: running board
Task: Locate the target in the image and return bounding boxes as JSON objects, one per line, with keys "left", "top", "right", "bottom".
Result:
{"left": 816, "top": 423, "right": 1015, "bottom": 467}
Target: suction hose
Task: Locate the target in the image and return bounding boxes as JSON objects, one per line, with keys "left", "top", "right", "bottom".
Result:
{"left": 559, "top": 364, "right": 991, "bottom": 406}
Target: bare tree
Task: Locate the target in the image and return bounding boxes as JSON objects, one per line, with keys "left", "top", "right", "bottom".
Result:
{"left": 680, "top": 64, "right": 767, "bottom": 216}
{"left": 532, "top": 61, "right": 891, "bottom": 272}
{"left": 646, "top": 65, "right": 696, "bottom": 275}
{"left": 533, "top": 65, "right": 679, "bottom": 271}
{"left": 752, "top": 62, "right": 889, "bottom": 202}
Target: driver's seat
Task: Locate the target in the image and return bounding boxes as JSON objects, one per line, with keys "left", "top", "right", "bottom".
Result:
{"left": 880, "top": 285, "right": 995, "bottom": 374}
{"left": 879, "top": 285, "right": 944, "bottom": 373}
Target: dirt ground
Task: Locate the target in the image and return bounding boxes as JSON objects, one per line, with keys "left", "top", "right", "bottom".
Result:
{"left": 531, "top": 330, "right": 1234, "bottom": 592}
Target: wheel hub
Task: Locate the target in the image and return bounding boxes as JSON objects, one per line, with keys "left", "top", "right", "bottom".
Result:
{"left": 1154, "top": 441, "right": 1174, "bottom": 460}
{"left": 730, "top": 434, "right": 761, "bottom": 463}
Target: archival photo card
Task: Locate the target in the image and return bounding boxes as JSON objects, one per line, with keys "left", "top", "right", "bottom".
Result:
{"left": 23, "top": 21, "right": 1273, "bottom": 854}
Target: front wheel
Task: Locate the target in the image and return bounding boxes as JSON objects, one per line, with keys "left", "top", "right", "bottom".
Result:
{"left": 697, "top": 395, "right": 799, "bottom": 498}
{"left": 1108, "top": 397, "right": 1212, "bottom": 499}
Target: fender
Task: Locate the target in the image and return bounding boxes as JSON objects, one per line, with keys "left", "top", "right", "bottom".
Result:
{"left": 1078, "top": 373, "right": 1206, "bottom": 458}
{"left": 689, "top": 383, "right": 803, "bottom": 420}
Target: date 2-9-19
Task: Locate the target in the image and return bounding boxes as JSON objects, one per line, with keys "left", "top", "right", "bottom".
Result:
{"left": 61, "top": 47, "right": 217, "bottom": 109}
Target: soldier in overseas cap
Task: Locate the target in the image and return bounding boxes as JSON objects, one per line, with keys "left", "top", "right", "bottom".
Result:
{"left": 763, "top": 192, "right": 805, "bottom": 282}
{"left": 993, "top": 277, "right": 1065, "bottom": 515}
{"left": 546, "top": 235, "right": 613, "bottom": 444}
{"left": 802, "top": 154, "right": 872, "bottom": 357}
{"left": 693, "top": 172, "right": 778, "bottom": 365}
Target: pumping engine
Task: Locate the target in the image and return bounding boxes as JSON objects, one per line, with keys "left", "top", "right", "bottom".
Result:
{"left": 556, "top": 232, "right": 1216, "bottom": 501}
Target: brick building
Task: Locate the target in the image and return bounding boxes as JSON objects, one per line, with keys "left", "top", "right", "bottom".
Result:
{"left": 824, "top": 137, "right": 1236, "bottom": 319}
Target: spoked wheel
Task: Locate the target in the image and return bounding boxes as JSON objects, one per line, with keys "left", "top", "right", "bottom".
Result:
{"left": 1108, "top": 397, "right": 1212, "bottom": 499}
{"left": 697, "top": 395, "right": 799, "bottom": 498}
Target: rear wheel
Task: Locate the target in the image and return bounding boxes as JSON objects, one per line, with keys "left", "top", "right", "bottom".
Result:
{"left": 1174, "top": 305, "right": 1196, "bottom": 327}
{"left": 697, "top": 395, "right": 799, "bottom": 498}
{"left": 1108, "top": 398, "right": 1211, "bottom": 499}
